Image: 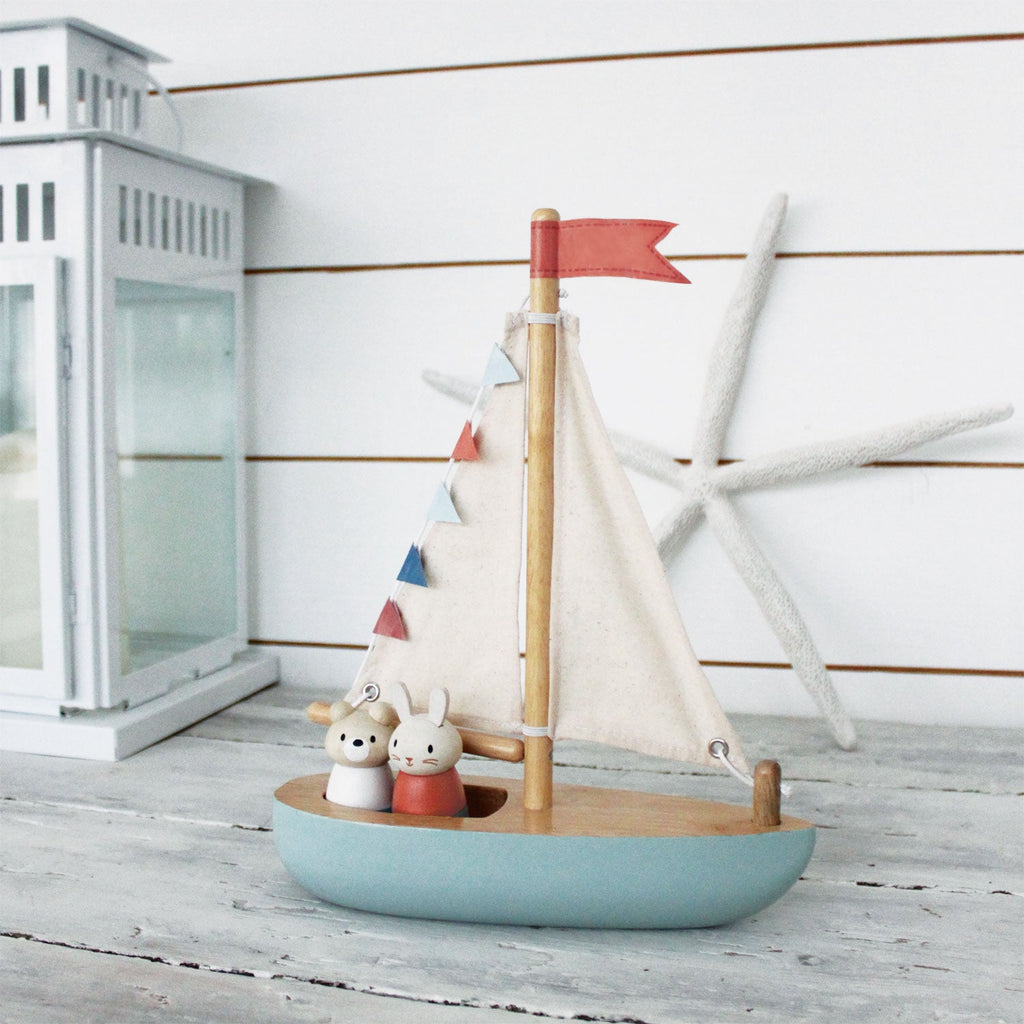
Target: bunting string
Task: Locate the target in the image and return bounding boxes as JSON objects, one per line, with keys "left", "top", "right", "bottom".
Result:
{"left": 363, "top": 330, "right": 523, "bottom": 652}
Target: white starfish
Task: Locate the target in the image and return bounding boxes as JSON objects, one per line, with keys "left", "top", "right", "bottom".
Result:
{"left": 424, "top": 194, "right": 1013, "bottom": 750}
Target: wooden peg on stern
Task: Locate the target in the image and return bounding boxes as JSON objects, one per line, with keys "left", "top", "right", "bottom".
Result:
{"left": 752, "top": 759, "right": 782, "bottom": 827}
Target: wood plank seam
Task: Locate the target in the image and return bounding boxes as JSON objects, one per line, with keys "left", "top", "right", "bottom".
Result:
{"left": 0, "top": 933, "right": 508, "bottom": 1018}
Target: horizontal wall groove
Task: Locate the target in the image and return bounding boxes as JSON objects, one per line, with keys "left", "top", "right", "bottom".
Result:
{"left": 246, "top": 455, "right": 448, "bottom": 463}
{"left": 248, "top": 639, "right": 1023, "bottom": 678}
{"left": 245, "top": 456, "right": 1023, "bottom": 470}
{"left": 244, "top": 251, "right": 1024, "bottom": 277}
{"left": 701, "top": 661, "right": 1024, "bottom": 679}
{"left": 863, "top": 460, "right": 1023, "bottom": 470}
{"left": 251, "top": 639, "right": 367, "bottom": 652}
{"left": 169, "top": 32, "right": 1024, "bottom": 94}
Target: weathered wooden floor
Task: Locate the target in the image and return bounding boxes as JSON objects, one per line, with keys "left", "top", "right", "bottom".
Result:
{"left": 2, "top": 684, "right": 1021, "bottom": 1023}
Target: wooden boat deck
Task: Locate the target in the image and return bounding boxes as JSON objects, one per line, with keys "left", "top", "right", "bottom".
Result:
{"left": 2, "top": 683, "right": 1021, "bottom": 1023}
{"left": 276, "top": 772, "right": 813, "bottom": 837}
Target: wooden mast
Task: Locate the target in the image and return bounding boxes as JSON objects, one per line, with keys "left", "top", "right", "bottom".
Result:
{"left": 523, "top": 208, "right": 559, "bottom": 811}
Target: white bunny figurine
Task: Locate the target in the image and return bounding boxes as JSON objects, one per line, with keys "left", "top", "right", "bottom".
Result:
{"left": 388, "top": 683, "right": 467, "bottom": 817}
{"left": 323, "top": 698, "right": 399, "bottom": 810}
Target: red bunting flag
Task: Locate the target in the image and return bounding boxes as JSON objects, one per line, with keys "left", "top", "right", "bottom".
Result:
{"left": 530, "top": 218, "right": 689, "bottom": 284}
{"left": 451, "top": 422, "right": 479, "bottom": 461}
{"left": 372, "top": 598, "right": 407, "bottom": 640}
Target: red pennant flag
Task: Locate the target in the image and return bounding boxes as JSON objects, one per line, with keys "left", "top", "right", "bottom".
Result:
{"left": 372, "top": 598, "right": 407, "bottom": 640}
{"left": 451, "top": 421, "right": 479, "bottom": 461}
{"left": 530, "top": 219, "right": 689, "bottom": 283}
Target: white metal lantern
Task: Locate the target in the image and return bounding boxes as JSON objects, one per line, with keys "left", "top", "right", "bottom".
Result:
{"left": 0, "top": 18, "right": 277, "bottom": 759}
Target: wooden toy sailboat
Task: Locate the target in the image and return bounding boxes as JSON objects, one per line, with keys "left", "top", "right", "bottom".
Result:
{"left": 274, "top": 211, "right": 816, "bottom": 928}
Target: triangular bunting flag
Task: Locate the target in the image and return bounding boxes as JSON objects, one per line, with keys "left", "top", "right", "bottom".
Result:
{"left": 372, "top": 598, "right": 407, "bottom": 640}
{"left": 426, "top": 482, "right": 461, "bottom": 523}
{"left": 451, "top": 421, "right": 479, "bottom": 461}
{"left": 397, "top": 544, "right": 428, "bottom": 587}
{"left": 481, "top": 343, "right": 520, "bottom": 386}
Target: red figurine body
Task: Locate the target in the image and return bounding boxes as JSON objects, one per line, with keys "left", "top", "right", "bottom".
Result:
{"left": 393, "top": 765, "right": 467, "bottom": 816}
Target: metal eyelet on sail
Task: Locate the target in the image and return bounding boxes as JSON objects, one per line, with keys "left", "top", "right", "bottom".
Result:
{"left": 350, "top": 682, "right": 381, "bottom": 709}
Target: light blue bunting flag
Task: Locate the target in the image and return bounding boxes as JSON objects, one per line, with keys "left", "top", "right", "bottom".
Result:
{"left": 481, "top": 343, "right": 520, "bottom": 386}
{"left": 426, "top": 482, "right": 461, "bottom": 523}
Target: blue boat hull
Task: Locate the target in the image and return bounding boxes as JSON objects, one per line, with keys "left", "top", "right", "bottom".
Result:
{"left": 274, "top": 774, "right": 816, "bottom": 929}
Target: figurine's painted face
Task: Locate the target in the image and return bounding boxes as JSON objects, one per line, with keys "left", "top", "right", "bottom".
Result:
{"left": 324, "top": 708, "right": 395, "bottom": 768}
{"left": 389, "top": 722, "right": 463, "bottom": 776}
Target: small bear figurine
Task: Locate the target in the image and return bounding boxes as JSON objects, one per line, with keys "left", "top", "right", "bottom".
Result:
{"left": 323, "top": 698, "right": 399, "bottom": 810}
{"left": 388, "top": 683, "right": 467, "bottom": 817}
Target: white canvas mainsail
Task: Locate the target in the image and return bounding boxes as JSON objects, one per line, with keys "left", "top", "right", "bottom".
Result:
{"left": 350, "top": 312, "right": 746, "bottom": 771}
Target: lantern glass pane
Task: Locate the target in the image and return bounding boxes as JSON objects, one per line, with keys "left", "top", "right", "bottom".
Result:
{"left": 0, "top": 285, "right": 43, "bottom": 670}
{"left": 114, "top": 280, "right": 238, "bottom": 674}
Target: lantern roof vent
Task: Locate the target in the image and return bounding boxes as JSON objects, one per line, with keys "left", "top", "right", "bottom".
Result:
{"left": 1, "top": 17, "right": 168, "bottom": 141}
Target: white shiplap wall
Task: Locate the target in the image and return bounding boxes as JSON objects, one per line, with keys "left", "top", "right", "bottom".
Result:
{"left": 10, "top": 1, "right": 1022, "bottom": 728}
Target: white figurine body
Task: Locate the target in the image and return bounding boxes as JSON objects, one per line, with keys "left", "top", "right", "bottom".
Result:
{"left": 325, "top": 761, "right": 395, "bottom": 810}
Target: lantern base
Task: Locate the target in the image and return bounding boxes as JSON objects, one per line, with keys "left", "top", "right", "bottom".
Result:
{"left": 0, "top": 649, "right": 278, "bottom": 760}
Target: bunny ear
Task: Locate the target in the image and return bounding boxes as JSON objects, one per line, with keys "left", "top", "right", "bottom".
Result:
{"left": 427, "top": 688, "right": 450, "bottom": 727}
{"left": 388, "top": 682, "right": 413, "bottom": 721}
